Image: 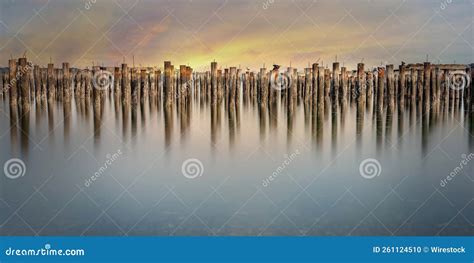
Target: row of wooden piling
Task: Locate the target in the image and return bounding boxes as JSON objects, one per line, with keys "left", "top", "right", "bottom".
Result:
{"left": 1, "top": 58, "right": 473, "bottom": 112}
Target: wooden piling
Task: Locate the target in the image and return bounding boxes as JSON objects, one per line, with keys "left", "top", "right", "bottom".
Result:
{"left": 386, "top": 64, "right": 394, "bottom": 103}
{"left": 18, "top": 57, "right": 29, "bottom": 103}
{"left": 8, "top": 59, "right": 18, "bottom": 105}
{"left": 333, "top": 62, "right": 340, "bottom": 100}
{"left": 377, "top": 67, "right": 385, "bottom": 110}
{"left": 423, "top": 62, "right": 431, "bottom": 105}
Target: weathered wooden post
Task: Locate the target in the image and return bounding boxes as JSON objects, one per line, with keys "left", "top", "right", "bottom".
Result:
{"left": 341, "top": 66, "right": 347, "bottom": 100}
{"left": 386, "top": 64, "right": 394, "bottom": 103}
{"left": 312, "top": 63, "right": 318, "bottom": 103}
{"left": 156, "top": 70, "right": 162, "bottom": 99}
{"left": 229, "top": 67, "right": 237, "bottom": 104}
{"left": 33, "top": 65, "right": 41, "bottom": 99}
{"left": 62, "top": 62, "right": 70, "bottom": 98}
{"left": 304, "top": 67, "right": 311, "bottom": 102}
{"left": 140, "top": 68, "right": 147, "bottom": 101}
{"left": 324, "top": 68, "right": 330, "bottom": 98}
{"left": 410, "top": 67, "right": 416, "bottom": 101}
{"left": 121, "top": 63, "right": 129, "bottom": 100}
{"left": 178, "top": 65, "right": 186, "bottom": 102}
{"left": 399, "top": 63, "right": 406, "bottom": 106}
{"left": 367, "top": 71, "right": 374, "bottom": 103}
{"left": 317, "top": 66, "right": 324, "bottom": 105}
{"left": 113, "top": 67, "right": 120, "bottom": 95}
{"left": 47, "top": 62, "right": 55, "bottom": 100}
{"left": 417, "top": 68, "right": 424, "bottom": 101}
{"left": 18, "top": 57, "right": 30, "bottom": 103}
{"left": 333, "top": 62, "right": 340, "bottom": 100}
{"left": 130, "top": 67, "right": 138, "bottom": 104}
{"left": 377, "top": 67, "right": 385, "bottom": 110}
{"left": 423, "top": 62, "right": 431, "bottom": 105}
{"left": 259, "top": 67, "right": 267, "bottom": 105}
{"left": 164, "top": 61, "right": 172, "bottom": 106}
{"left": 357, "top": 63, "right": 365, "bottom": 101}
{"left": 210, "top": 61, "right": 218, "bottom": 105}
{"left": 8, "top": 58, "right": 18, "bottom": 105}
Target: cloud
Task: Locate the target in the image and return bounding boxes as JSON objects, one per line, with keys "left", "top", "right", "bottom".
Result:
{"left": 0, "top": 0, "right": 472, "bottom": 69}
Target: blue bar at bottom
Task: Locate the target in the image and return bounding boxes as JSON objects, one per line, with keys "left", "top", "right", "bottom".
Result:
{"left": 0, "top": 236, "right": 472, "bottom": 262}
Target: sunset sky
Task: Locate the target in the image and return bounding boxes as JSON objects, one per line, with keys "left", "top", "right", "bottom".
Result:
{"left": 0, "top": 0, "right": 472, "bottom": 70}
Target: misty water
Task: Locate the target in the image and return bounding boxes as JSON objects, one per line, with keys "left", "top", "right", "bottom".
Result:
{"left": 0, "top": 93, "right": 473, "bottom": 236}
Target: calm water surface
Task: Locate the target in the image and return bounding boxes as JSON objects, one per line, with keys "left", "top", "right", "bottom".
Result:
{"left": 0, "top": 93, "right": 473, "bottom": 236}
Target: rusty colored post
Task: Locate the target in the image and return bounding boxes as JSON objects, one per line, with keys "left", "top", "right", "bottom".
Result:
{"left": 377, "top": 67, "right": 385, "bottom": 109}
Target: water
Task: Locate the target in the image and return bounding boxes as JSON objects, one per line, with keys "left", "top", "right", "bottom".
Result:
{"left": 0, "top": 93, "right": 473, "bottom": 236}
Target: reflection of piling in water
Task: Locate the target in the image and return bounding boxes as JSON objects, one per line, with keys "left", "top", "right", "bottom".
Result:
{"left": 356, "top": 98, "right": 364, "bottom": 144}
{"left": 331, "top": 102, "right": 337, "bottom": 149}
{"left": 9, "top": 103, "right": 18, "bottom": 150}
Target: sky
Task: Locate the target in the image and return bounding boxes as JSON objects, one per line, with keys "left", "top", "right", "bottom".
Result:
{"left": 0, "top": 0, "right": 472, "bottom": 70}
